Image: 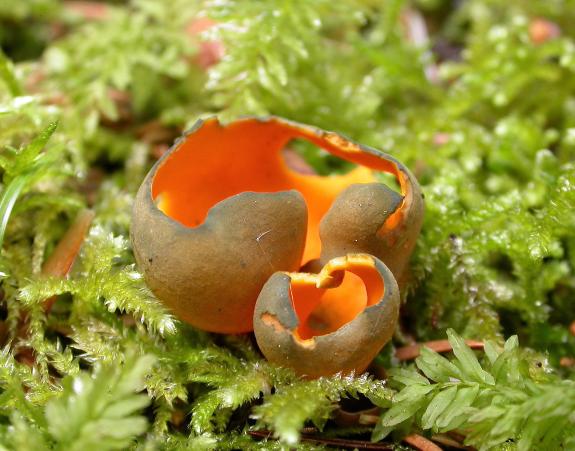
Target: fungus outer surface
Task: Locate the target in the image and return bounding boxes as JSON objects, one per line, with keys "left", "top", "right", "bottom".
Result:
{"left": 253, "top": 254, "right": 400, "bottom": 378}
{"left": 132, "top": 116, "right": 420, "bottom": 334}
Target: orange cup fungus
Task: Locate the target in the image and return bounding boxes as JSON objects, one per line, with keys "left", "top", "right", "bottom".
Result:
{"left": 253, "top": 254, "right": 399, "bottom": 378}
{"left": 131, "top": 116, "right": 423, "bottom": 374}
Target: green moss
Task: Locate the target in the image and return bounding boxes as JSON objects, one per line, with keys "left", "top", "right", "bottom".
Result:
{"left": 0, "top": 1, "right": 574, "bottom": 449}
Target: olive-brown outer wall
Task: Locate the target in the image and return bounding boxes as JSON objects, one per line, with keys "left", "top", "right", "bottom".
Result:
{"left": 131, "top": 184, "right": 307, "bottom": 333}
{"left": 253, "top": 255, "right": 400, "bottom": 378}
{"left": 131, "top": 116, "right": 423, "bottom": 334}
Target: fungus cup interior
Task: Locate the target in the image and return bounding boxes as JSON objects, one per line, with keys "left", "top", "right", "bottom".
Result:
{"left": 151, "top": 117, "right": 409, "bottom": 265}
{"left": 289, "top": 256, "right": 384, "bottom": 340}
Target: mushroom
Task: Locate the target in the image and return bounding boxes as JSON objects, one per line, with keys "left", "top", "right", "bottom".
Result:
{"left": 253, "top": 254, "right": 400, "bottom": 377}
{"left": 131, "top": 116, "right": 422, "bottom": 333}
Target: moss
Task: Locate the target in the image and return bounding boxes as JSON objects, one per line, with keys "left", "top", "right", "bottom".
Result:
{"left": 0, "top": 1, "right": 574, "bottom": 449}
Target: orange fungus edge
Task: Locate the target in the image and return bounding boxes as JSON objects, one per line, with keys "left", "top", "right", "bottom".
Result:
{"left": 287, "top": 255, "right": 384, "bottom": 341}
{"left": 150, "top": 117, "right": 408, "bottom": 264}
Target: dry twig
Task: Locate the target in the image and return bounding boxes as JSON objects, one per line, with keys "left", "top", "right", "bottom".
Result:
{"left": 395, "top": 339, "right": 484, "bottom": 361}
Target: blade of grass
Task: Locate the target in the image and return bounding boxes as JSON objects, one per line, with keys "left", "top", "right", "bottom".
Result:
{"left": 0, "top": 49, "right": 23, "bottom": 97}
{"left": 0, "top": 174, "right": 31, "bottom": 249}
{"left": 0, "top": 122, "right": 59, "bottom": 250}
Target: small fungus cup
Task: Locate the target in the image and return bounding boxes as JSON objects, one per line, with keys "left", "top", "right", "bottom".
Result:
{"left": 131, "top": 116, "right": 423, "bottom": 334}
{"left": 253, "top": 254, "right": 400, "bottom": 378}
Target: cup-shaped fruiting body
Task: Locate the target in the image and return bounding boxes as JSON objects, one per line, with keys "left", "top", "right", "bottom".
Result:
{"left": 253, "top": 254, "right": 400, "bottom": 378}
{"left": 132, "top": 189, "right": 307, "bottom": 333}
{"left": 131, "top": 116, "right": 422, "bottom": 333}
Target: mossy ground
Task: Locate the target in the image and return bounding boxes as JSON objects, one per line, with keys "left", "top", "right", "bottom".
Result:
{"left": 0, "top": 1, "right": 574, "bottom": 450}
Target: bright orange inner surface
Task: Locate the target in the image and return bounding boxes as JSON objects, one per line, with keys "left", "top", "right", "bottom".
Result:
{"left": 152, "top": 118, "right": 404, "bottom": 265}
{"left": 289, "top": 259, "right": 384, "bottom": 339}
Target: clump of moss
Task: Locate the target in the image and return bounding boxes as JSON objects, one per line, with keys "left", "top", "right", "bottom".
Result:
{"left": 0, "top": 1, "right": 574, "bottom": 449}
